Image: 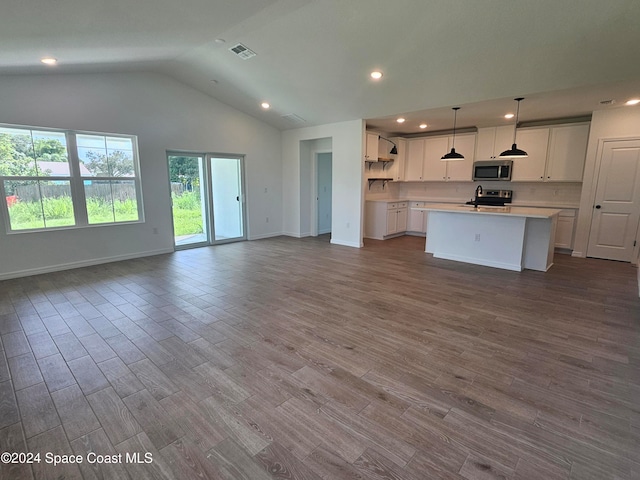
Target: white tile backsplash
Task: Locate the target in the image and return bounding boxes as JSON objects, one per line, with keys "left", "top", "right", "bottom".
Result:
{"left": 365, "top": 181, "right": 582, "bottom": 208}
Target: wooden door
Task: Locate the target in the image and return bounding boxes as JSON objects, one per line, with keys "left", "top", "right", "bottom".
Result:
{"left": 587, "top": 139, "right": 640, "bottom": 261}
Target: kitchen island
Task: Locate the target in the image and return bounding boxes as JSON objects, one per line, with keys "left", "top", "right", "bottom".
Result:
{"left": 414, "top": 204, "right": 562, "bottom": 272}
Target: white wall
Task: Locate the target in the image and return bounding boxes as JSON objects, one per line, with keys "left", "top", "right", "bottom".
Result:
{"left": 282, "top": 120, "right": 365, "bottom": 248}
{"left": 574, "top": 106, "right": 640, "bottom": 258}
{"left": 0, "top": 72, "right": 282, "bottom": 279}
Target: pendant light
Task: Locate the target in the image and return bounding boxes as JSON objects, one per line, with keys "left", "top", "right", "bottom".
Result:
{"left": 441, "top": 107, "right": 464, "bottom": 160}
{"left": 500, "top": 97, "right": 528, "bottom": 158}
{"left": 379, "top": 136, "right": 398, "bottom": 155}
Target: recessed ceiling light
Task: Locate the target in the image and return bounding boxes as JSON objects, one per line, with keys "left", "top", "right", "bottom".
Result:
{"left": 261, "top": 102, "right": 270, "bottom": 109}
{"left": 419, "top": 124, "right": 427, "bottom": 129}
{"left": 396, "top": 117, "right": 405, "bottom": 123}
{"left": 626, "top": 99, "right": 640, "bottom": 106}
{"left": 370, "top": 71, "right": 383, "bottom": 80}
{"left": 215, "top": 38, "right": 226, "bottom": 44}
{"left": 504, "top": 113, "right": 515, "bottom": 119}
{"left": 40, "top": 57, "right": 57, "bottom": 65}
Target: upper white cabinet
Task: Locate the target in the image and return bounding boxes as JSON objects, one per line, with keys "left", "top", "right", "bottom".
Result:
{"left": 387, "top": 137, "right": 405, "bottom": 181}
{"left": 511, "top": 123, "right": 589, "bottom": 182}
{"left": 365, "top": 132, "right": 379, "bottom": 162}
{"left": 405, "top": 138, "right": 425, "bottom": 181}
{"left": 444, "top": 134, "right": 476, "bottom": 181}
{"left": 475, "top": 126, "right": 515, "bottom": 159}
{"left": 546, "top": 123, "right": 589, "bottom": 182}
{"left": 405, "top": 134, "right": 475, "bottom": 182}
{"left": 422, "top": 136, "right": 450, "bottom": 181}
{"left": 510, "top": 128, "right": 550, "bottom": 181}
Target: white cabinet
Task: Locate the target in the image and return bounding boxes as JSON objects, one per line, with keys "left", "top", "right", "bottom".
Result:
{"left": 546, "top": 124, "right": 589, "bottom": 182}
{"left": 387, "top": 137, "right": 405, "bottom": 181}
{"left": 386, "top": 203, "right": 407, "bottom": 235}
{"left": 364, "top": 201, "right": 408, "bottom": 239}
{"left": 475, "top": 126, "right": 515, "bottom": 159}
{"left": 511, "top": 123, "right": 589, "bottom": 182}
{"left": 555, "top": 209, "right": 576, "bottom": 250}
{"left": 422, "top": 137, "right": 449, "bottom": 181}
{"left": 510, "top": 128, "right": 550, "bottom": 181}
{"left": 405, "top": 134, "right": 475, "bottom": 182}
{"left": 405, "top": 139, "right": 425, "bottom": 181}
{"left": 444, "top": 134, "right": 476, "bottom": 181}
{"left": 365, "top": 132, "right": 379, "bottom": 162}
{"left": 407, "top": 202, "right": 428, "bottom": 235}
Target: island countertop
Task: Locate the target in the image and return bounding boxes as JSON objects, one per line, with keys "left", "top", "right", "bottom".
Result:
{"left": 413, "top": 204, "right": 562, "bottom": 219}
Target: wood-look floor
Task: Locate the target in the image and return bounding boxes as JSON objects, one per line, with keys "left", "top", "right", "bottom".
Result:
{"left": 1, "top": 235, "right": 639, "bottom": 480}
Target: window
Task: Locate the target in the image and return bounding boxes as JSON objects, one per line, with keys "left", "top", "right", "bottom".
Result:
{"left": 0, "top": 124, "right": 143, "bottom": 232}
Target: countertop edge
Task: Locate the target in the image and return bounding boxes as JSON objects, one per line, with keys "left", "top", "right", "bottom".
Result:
{"left": 415, "top": 204, "right": 563, "bottom": 219}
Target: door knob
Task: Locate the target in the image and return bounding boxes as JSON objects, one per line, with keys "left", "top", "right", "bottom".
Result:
{"left": 595, "top": 205, "right": 601, "bottom": 209}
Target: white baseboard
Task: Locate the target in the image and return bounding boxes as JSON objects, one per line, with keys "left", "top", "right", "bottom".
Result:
{"left": 248, "top": 232, "right": 283, "bottom": 240}
{"left": 282, "top": 231, "right": 303, "bottom": 238}
{"left": 330, "top": 239, "right": 362, "bottom": 248}
{"left": 434, "top": 252, "right": 523, "bottom": 272}
{"left": 571, "top": 251, "right": 584, "bottom": 258}
{"left": 0, "top": 248, "right": 174, "bottom": 281}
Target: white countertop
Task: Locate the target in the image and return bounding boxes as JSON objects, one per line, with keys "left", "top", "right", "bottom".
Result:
{"left": 414, "top": 203, "right": 562, "bottom": 219}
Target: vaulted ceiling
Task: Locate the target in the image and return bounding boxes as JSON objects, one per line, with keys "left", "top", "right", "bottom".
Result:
{"left": 2, "top": 0, "right": 640, "bottom": 133}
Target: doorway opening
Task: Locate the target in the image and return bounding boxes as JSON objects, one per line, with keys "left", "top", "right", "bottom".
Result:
{"left": 316, "top": 152, "right": 332, "bottom": 236}
{"left": 168, "top": 153, "right": 246, "bottom": 249}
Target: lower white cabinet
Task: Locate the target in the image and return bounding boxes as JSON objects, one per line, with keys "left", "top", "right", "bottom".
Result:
{"left": 407, "top": 202, "right": 427, "bottom": 235}
{"left": 364, "top": 201, "right": 408, "bottom": 239}
{"left": 555, "top": 209, "right": 576, "bottom": 250}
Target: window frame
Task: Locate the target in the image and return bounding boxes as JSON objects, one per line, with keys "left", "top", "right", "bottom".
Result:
{"left": 0, "top": 123, "right": 144, "bottom": 234}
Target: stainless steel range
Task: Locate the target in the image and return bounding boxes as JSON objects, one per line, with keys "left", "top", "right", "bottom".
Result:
{"left": 465, "top": 189, "right": 512, "bottom": 206}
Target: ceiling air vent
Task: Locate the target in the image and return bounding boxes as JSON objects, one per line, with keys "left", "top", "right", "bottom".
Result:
{"left": 599, "top": 99, "right": 615, "bottom": 105}
{"left": 229, "top": 43, "right": 256, "bottom": 60}
{"left": 281, "top": 114, "right": 306, "bottom": 125}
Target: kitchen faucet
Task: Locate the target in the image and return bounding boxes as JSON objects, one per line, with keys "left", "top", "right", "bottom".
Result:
{"left": 473, "top": 185, "right": 483, "bottom": 208}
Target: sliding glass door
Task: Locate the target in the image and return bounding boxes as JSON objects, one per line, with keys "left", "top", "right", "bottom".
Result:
{"left": 168, "top": 154, "right": 208, "bottom": 247}
{"left": 168, "top": 153, "right": 245, "bottom": 248}
{"left": 210, "top": 157, "right": 244, "bottom": 242}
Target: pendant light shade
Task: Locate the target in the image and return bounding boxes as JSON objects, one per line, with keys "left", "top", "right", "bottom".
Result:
{"left": 442, "top": 107, "right": 464, "bottom": 161}
{"left": 500, "top": 97, "right": 528, "bottom": 158}
{"left": 379, "top": 136, "right": 398, "bottom": 155}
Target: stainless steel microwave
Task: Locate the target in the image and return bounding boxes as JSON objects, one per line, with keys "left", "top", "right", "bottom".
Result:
{"left": 472, "top": 160, "right": 513, "bottom": 181}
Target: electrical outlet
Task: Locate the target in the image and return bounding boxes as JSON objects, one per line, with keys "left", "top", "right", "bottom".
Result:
{"left": 346, "top": 222, "right": 350, "bottom": 228}
{"left": 475, "top": 233, "right": 480, "bottom": 242}
{"left": 264, "top": 187, "right": 268, "bottom": 193}
{"left": 152, "top": 227, "right": 158, "bottom": 234}
{"left": 266, "top": 217, "right": 269, "bottom": 223}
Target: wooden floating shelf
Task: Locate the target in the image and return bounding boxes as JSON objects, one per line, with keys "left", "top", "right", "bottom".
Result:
{"left": 365, "top": 158, "right": 395, "bottom": 170}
